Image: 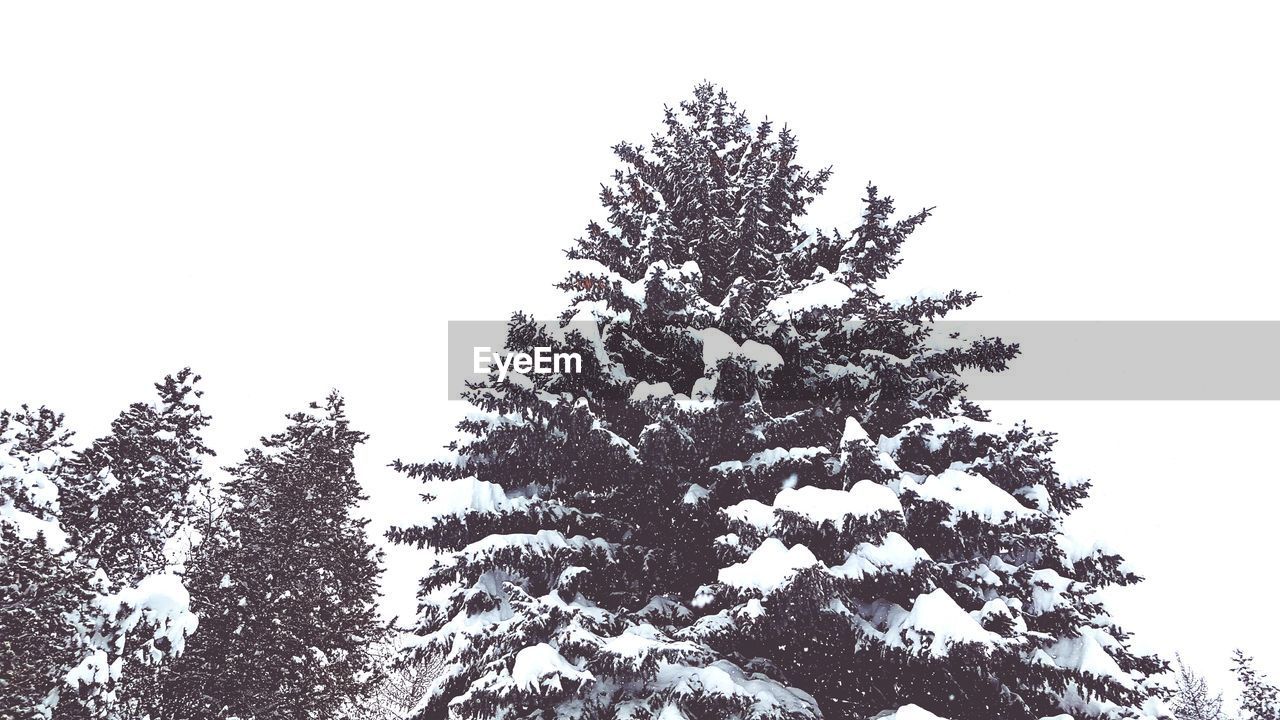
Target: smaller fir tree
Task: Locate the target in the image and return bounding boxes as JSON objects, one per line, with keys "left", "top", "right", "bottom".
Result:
{"left": 164, "top": 393, "right": 385, "bottom": 720}
{"left": 59, "top": 368, "right": 214, "bottom": 588}
{"left": 1, "top": 405, "right": 91, "bottom": 720}
{"left": 52, "top": 371, "right": 210, "bottom": 719}
{"left": 1234, "top": 651, "right": 1280, "bottom": 720}
{"left": 1170, "top": 655, "right": 1226, "bottom": 720}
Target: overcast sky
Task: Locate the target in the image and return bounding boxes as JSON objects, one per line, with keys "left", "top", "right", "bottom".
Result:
{"left": 2, "top": 1, "right": 1277, "bottom": 702}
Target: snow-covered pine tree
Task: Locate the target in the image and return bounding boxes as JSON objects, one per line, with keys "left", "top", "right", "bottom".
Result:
{"left": 1, "top": 405, "right": 91, "bottom": 720}
{"left": 52, "top": 370, "right": 211, "bottom": 719}
{"left": 1169, "top": 656, "right": 1225, "bottom": 720}
{"left": 1232, "top": 651, "right": 1279, "bottom": 720}
{"left": 390, "top": 84, "right": 1165, "bottom": 719}
{"left": 59, "top": 369, "right": 214, "bottom": 588}
{"left": 159, "top": 393, "right": 385, "bottom": 720}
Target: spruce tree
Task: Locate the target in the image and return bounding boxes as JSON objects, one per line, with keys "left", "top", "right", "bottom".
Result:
{"left": 1170, "top": 656, "right": 1225, "bottom": 720}
{"left": 1233, "top": 651, "right": 1279, "bottom": 720}
{"left": 161, "top": 393, "right": 385, "bottom": 719}
{"left": 59, "top": 368, "right": 214, "bottom": 588}
{"left": 52, "top": 370, "right": 211, "bottom": 719}
{"left": 1, "top": 406, "right": 89, "bottom": 720}
{"left": 391, "top": 85, "right": 1165, "bottom": 719}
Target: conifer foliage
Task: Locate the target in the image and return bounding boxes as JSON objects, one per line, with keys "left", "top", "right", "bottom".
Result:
{"left": 1169, "top": 656, "right": 1225, "bottom": 720}
{"left": 53, "top": 371, "right": 211, "bottom": 718}
{"left": 2, "top": 373, "right": 208, "bottom": 720}
{"left": 1232, "top": 651, "right": 1280, "bottom": 720}
{"left": 4, "top": 374, "right": 385, "bottom": 720}
{"left": 1, "top": 406, "right": 88, "bottom": 719}
{"left": 162, "top": 393, "right": 385, "bottom": 720}
{"left": 59, "top": 369, "right": 215, "bottom": 588}
{"left": 391, "top": 85, "right": 1165, "bottom": 719}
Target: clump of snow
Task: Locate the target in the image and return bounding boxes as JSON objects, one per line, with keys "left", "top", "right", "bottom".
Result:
{"left": 774, "top": 481, "right": 902, "bottom": 523}
{"left": 832, "top": 532, "right": 930, "bottom": 580}
{"left": 723, "top": 498, "right": 775, "bottom": 530}
{"left": 1016, "top": 484, "right": 1051, "bottom": 512}
{"left": 0, "top": 496, "right": 69, "bottom": 551}
{"left": 884, "top": 589, "right": 999, "bottom": 656}
{"left": 724, "top": 480, "right": 902, "bottom": 533}
{"left": 686, "top": 376, "right": 719, "bottom": 402}
{"left": 63, "top": 649, "right": 113, "bottom": 692}
{"left": 873, "top": 706, "right": 951, "bottom": 720}
{"left": 841, "top": 417, "right": 872, "bottom": 445}
{"left": 878, "top": 706, "right": 1067, "bottom": 720}
{"left": 1055, "top": 532, "right": 1114, "bottom": 567}
{"left": 1046, "top": 626, "right": 1134, "bottom": 688}
{"left": 655, "top": 660, "right": 818, "bottom": 718}
{"left": 712, "top": 446, "right": 826, "bottom": 474}
{"left": 63, "top": 571, "right": 200, "bottom": 698}
{"left": 690, "top": 327, "right": 784, "bottom": 375}
{"left": 510, "top": 643, "right": 595, "bottom": 692}
{"left": 682, "top": 483, "right": 709, "bottom": 505}
{"left": 422, "top": 477, "right": 513, "bottom": 518}
{"left": 1028, "top": 568, "right": 1074, "bottom": 614}
{"left": 769, "top": 482, "right": 900, "bottom": 526}
{"left": 102, "top": 573, "right": 200, "bottom": 660}
{"left": 718, "top": 538, "right": 818, "bottom": 594}
{"left": 462, "top": 530, "right": 614, "bottom": 560}
{"left": 599, "top": 623, "right": 699, "bottom": 661}
{"left": 767, "top": 278, "right": 855, "bottom": 316}
{"left": 738, "top": 598, "right": 766, "bottom": 619}
{"left": 632, "top": 381, "right": 675, "bottom": 401}
{"left": 695, "top": 327, "right": 741, "bottom": 371}
{"left": 0, "top": 438, "right": 70, "bottom": 552}
{"left": 904, "top": 469, "right": 1036, "bottom": 524}
{"left": 740, "top": 340, "right": 784, "bottom": 368}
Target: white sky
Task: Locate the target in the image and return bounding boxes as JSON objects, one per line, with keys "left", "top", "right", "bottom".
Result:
{"left": 2, "top": 0, "right": 1277, "bottom": 704}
